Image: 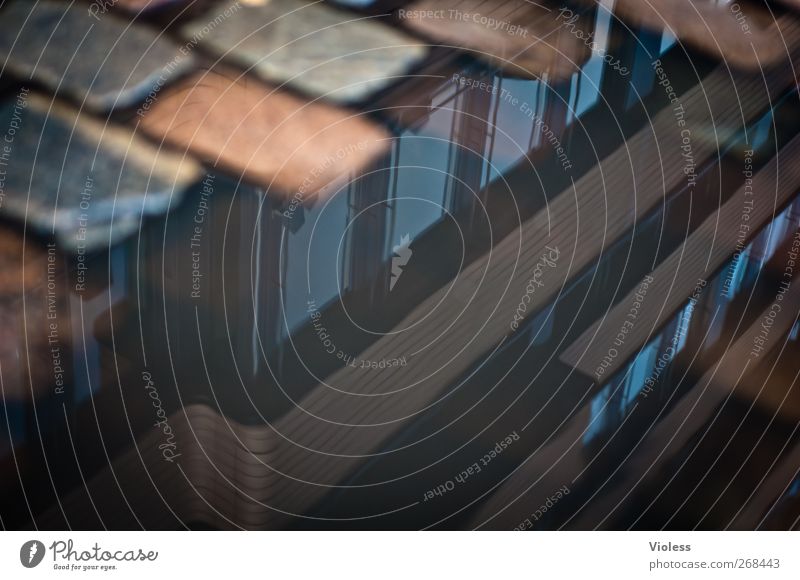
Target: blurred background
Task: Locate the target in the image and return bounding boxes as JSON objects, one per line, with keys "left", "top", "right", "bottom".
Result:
{"left": 1, "top": 0, "right": 800, "bottom": 530}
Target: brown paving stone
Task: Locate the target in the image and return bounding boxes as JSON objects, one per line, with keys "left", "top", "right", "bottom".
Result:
{"left": 589, "top": 0, "right": 794, "bottom": 69}
{"left": 0, "top": 228, "right": 67, "bottom": 402}
{"left": 401, "top": 0, "right": 590, "bottom": 79}
{"left": 137, "top": 68, "right": 391, "bottom": 198}
{"left": 0, "top": 229, "right": 49, "bottom": 295}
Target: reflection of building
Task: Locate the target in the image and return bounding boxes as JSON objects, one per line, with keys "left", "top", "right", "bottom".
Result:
{"left": 468, "top": 191, "right": 800, "bottom": 529}
{"left": 270, "top": 0, "right": 709, "bottom": 358}
{"left": 6, "top": 2, "right": 800, "bottom": 532}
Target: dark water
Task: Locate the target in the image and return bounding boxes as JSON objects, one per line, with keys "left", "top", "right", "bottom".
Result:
{"left": 2, "top": 4, "right": 799, "bottom": 530}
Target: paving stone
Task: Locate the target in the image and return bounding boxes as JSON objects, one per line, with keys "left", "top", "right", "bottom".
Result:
{"left": 137, "top": 67, "right": 391, "bottom": 197}
{"left": 0, "top": 91, "right": 201, "bottom": 251}
{"left": 180, "top": 0, "right": 428, "bottom": 103}
{"left": 585, "top": 0, "right": 793, "bottom": 69}
{"left": 113, "top": 0, "right": 190, "bottom": 14}
{"left": 0, "top": 226, "right": 66, "bottom": 401}
{"left": 0, "top": 0, "right": 195, "bottom": 111}
{"left": 401, "top": 0, "right": 590, "bottom": 79}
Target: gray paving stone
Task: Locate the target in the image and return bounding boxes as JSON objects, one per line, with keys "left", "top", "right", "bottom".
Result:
{"left": 0, "top": 0, "right": 195, "bottom": 112}
{"left": 180, "top": 0, "right": 428, "bottom": 103}
{"left": 0, "top": 91, "right": 200, "bottom": 251}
